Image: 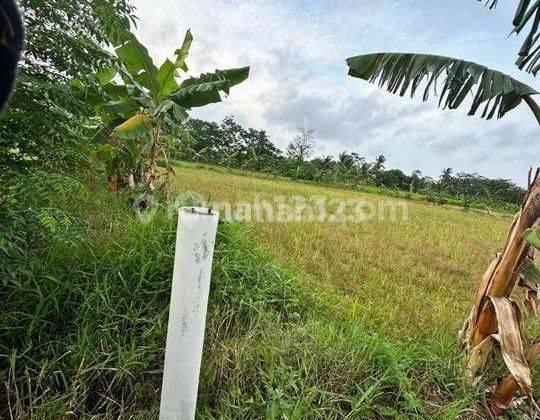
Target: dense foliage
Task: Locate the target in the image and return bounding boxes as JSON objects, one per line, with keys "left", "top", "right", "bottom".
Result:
{"left": 182, "top": 117, "right": 525, "bottom": 211}
{"left": 0, "top": 0, "right": 136, "bottom": 175}
{"left": 88, "top": 28, "right": 249, "bottom": 195}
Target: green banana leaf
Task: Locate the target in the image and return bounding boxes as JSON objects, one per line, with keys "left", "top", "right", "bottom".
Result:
{"left": 172, "top": 67, "right": 250, "bottom": 109}
{"left": 115, "top": 32, "right": 160, "bottom": 97}
{"left": 95, "top": 66, "right": 117, "bottom": 85}
{"left": 347, "top": 52, "right": 537, "bottom": 119}
{"left": 479, "top": 0, "right": 540, "bottom": 75}
{"left": 157, "top": 59, "right": 179, "bottom": 97}
{"left": 521, "top": 260, "right": 540, "bottom": 283}
{"left": 156, "top": 30, "right": 195, "bottom": 97}
{"left": 101, "top": 100, "right": 138, "bottom": 116}
{"left": 175, "top": 29, "right": 193, "bottom": 72}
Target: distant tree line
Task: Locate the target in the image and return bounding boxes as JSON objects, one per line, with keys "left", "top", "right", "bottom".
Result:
{"left": 178, "top": 117, "right": 525, "bottom": 211}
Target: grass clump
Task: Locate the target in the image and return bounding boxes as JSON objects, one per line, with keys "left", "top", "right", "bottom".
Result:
{"left": 1, "top": 170, "right": 476, "bottom": 418}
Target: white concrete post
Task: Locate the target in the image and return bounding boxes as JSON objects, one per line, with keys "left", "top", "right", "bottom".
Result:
{"left": 159, "top": 207, "right": 219, "bottom": 420}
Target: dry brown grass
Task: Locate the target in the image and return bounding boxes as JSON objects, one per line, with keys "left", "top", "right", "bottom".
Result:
{"left": 172, "top": 163, "right": 512, "bottom": 340}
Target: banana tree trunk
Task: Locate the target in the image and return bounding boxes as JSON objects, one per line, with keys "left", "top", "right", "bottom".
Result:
{"left": 462, "top": 169, "right": 540, "bottom": 347}
{"left": 147, "top": 122, "right": 161, "bottom": 191}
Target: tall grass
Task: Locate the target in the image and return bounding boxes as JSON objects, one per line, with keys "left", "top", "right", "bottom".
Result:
{"left": 1, "top": 170, "right": 482, "bottom": 418}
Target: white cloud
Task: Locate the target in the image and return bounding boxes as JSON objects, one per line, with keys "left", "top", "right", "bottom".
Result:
{"left": 132, "top": 0, "right": 540, "bottom": 185}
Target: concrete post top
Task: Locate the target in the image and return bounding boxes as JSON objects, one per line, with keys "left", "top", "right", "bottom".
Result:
{"left": 179, "top": 207, "right": 219, "bottom": 217}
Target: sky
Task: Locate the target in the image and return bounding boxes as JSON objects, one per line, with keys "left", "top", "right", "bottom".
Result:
{"left": 132, "top": 0, "right": 539, "bottom": 185}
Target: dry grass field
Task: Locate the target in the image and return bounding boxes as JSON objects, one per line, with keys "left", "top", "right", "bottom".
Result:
{"left": 172, "top": 163, "right": 514, "bottom": 342}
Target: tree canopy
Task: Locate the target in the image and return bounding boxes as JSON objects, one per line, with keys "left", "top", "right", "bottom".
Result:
{"left": 0, "top": 0, "right": 135, "bottom": 173}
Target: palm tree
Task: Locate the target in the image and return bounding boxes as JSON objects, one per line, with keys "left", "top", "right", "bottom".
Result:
{"left": 338, "top": 152, "right": 361, "bottom": 169}
{"left": 318, "top": 155, "right": 335, "bottom": 170}
{"left": 346, "top": 2, "right": 540, "bottom": 415}
{"left": 410, "top": 170, "right": 423, "bottom": 193}
{"left": 373, "top": 154, "right": 386, "bottom": 171}
{"left": 441, "top": 168, "right": 453, "bottom": 179}
{"left": 439, "top": 167, "right": 454, "bottom": 193}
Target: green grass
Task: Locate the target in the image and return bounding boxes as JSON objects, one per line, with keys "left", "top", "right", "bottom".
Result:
{"left": 0, "top": 167, "right": 525, "bottom": 418}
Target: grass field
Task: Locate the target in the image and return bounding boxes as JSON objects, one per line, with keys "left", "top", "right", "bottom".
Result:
{"left": 172, "top": 163, "right": 513, "bottom": 341}
{"left": 4, "top": 165, "right": 537, "bottom": 418}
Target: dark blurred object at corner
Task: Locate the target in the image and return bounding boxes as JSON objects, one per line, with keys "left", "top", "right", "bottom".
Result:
{"left": 0, "top": 0, "right": 24, "bottom": 113}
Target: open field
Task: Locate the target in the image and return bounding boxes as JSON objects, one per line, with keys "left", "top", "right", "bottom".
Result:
{"left": 172, "top": 163, "right": 515, "bottom": 342}
{"left": 3, "top": 167, "right": 537, "bottom": 418}
{"left": 7, "top": 0, "right": 540, "bottom": 416}
{"left": 0, "top": 172, "right": 476, "bottom": 418}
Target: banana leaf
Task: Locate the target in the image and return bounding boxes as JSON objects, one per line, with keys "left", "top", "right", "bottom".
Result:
{"left": 479, "top": 0, "right": 540, "bottom": 75}
{"left": 175, "top": 29, "right": 193, "bottom": 72}
{"left": 115, "top": 32, "right": 160, "bottom": 97}
{"left": 347, "top": 52, "right": 538, "bottom": 119}
{"left": 112, "top": 114, "right": 155, "bottom": 140}
{"left": 524, "top": 227, "right": 540, "bottom": 250}
{"left": 172, "top": 67, "right": 250, "bottom": 109}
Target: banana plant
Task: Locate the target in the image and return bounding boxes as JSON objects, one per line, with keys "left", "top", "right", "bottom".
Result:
{"left": 92, "top": 28, "right": 249, "bottom": 194}
{"left": 346, "top": 2, "right": 540, "bottom": 416}
{"left": 482, "top": 0, "right": 540, "bottom": 75}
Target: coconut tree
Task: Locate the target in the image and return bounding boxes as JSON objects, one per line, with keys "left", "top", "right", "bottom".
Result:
{"left": 346, "top": 2, "right": 540, "bottom": 415}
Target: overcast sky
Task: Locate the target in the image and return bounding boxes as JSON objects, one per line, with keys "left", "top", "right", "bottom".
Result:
{"left": 132, "top": 0, "right": 539, "bottom": 185}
